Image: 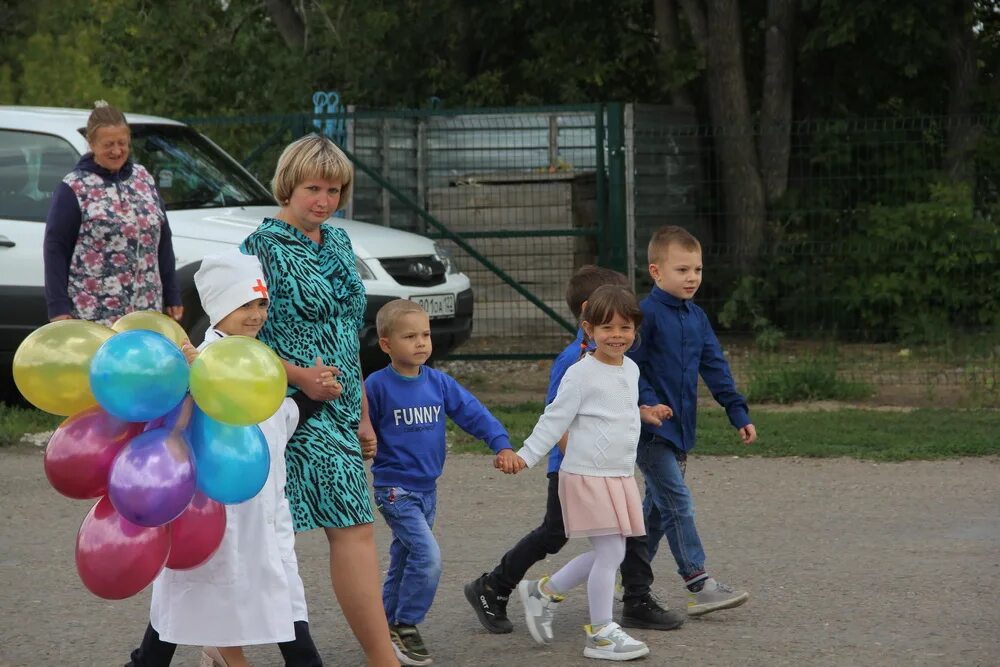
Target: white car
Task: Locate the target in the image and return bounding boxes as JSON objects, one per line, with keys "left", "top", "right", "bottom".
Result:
{"left": 0, "top": 106, "right": 473, "bottom": 395}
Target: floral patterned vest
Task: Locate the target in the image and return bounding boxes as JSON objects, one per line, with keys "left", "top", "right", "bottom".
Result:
{"left": 64, "top": 163, "right": 166, "bottom": 326}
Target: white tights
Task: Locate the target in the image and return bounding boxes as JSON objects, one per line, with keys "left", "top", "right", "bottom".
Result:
{"left": 547, "top": 533, "right": 626, "bottom": 626}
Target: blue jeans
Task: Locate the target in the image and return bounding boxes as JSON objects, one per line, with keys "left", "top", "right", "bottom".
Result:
{"left": 374, "top": 486, "right": 441, "bottom": 626}
{"left": 636, "top": 435, "right": 706, "bottom": 580}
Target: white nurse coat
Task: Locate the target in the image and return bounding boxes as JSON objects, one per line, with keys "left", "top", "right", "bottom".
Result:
{"left": 149, "top": 330, "right": 308, "bottom": 646}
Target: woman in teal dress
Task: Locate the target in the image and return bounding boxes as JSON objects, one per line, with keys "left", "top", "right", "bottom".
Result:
{"left": 241, "top": 134, "right": 398, "bottom": 666}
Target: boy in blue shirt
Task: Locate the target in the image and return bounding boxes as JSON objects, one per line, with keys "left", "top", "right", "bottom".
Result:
{"left": 367, "top": 298, "right": 520, "bottom": 666}
{"left": 464, "top": 265, "right": 686, "bottom": 637}
{"left": 628, "top": 225, "right": 757, "bottom": 617}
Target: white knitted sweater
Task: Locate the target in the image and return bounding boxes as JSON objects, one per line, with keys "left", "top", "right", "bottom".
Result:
{"left": 516, "top": 353, "right": 641, "bottom": 477}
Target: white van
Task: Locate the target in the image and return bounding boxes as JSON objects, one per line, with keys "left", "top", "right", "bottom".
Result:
{"left": 0, "top": 106, "right": 473, "bottom": 396}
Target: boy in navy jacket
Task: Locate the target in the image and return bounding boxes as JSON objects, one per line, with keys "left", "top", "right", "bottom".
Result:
{"left": 628, "top": 225, "right": 757, "bottom": 617}
{"left": 367, "top": 299, "right": 519, "bottom": 666}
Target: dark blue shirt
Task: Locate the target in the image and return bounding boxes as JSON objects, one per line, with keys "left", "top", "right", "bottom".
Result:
{"left": 367, "top": 365, "right": 512, "bottom": 491}
{"left": 627, "top": 287, "right": 750, "bottom": 452}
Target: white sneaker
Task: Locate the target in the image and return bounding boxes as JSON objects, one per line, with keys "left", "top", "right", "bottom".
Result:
{"left": 583, "top": 622, "right": 650, "bottom": 661}
{"left": 517, "top": 577, "right": 563, "bottom": 645}
{"left": 686, "top": 577, "right": 750, "bottom": 616}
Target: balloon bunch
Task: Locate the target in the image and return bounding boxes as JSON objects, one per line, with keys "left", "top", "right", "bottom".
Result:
{"left": 12, "top": 311, "right": 287, "bottom": 600}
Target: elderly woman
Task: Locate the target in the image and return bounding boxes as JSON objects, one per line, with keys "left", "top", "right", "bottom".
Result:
{"left": 43, "top": 101, "right": 182, "bottom": 325}
{"left": 241, "top": 134, "right": 398, "bottom": 666}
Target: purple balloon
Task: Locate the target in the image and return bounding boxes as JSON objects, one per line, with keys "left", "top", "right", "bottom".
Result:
{"left": 108, "top": 427, "right": 197, "bottom": 527}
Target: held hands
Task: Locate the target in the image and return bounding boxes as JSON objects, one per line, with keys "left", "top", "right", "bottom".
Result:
{"left": 494, "top": 448, "right": 526, "bottom": 474}
{"left": 298, "top": 357, "right": 342, "bottom": 401}
{"left": 639, "top": 403, "right": 673, "bottom": 426}
{"left": 165, "top": 305, "right": 184, "bottom": 322}
{"left": 358, "top": 419, "right": 377, "bottom": 460}
{"left": 738, "top": 423, "right": 757, "bottom": 445}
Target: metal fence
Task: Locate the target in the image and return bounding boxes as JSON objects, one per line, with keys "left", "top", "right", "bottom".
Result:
{"left": 186, "top": 107, "right": 1000, "bottom": 399}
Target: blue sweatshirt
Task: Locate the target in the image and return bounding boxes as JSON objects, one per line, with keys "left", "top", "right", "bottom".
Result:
{"left": 367, "top": 365, "right": 512, "bottom": 491}
{"left": 43, "top": 153, "right": 180, "bottom": 318}
{"left": 627, "top": 287, "right": 750, "bottom": 452}
{"left": 545, "top": 329, "right": 591, "bottom": 474}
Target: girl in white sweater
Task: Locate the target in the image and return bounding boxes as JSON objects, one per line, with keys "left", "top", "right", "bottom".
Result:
{"left": 514, "top": 285, "right": 671, "bottom": 662}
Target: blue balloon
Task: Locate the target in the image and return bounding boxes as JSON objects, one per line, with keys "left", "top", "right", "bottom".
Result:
{"left": 188, "top": 406, "right": 270, "bottom": 504}
{"left": 108, "top": 427, "right": 197, "bottom": 527}
{"left": 144, "top": 395, "right": 193, "bottom": 433}
{"left": 90, "top": 330, "right": 189, "bottom": 422}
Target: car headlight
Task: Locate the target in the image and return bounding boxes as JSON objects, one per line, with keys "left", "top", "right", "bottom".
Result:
{"left": 434, "top": 242, "right": 460, "bottom": 275}
{"left": 355, "top": 256, "right": 376, "bottom": 280}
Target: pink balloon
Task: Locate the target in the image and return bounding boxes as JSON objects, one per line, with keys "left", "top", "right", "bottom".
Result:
{"left": 166, "top": 491, "right": 227, "bottom": 570}
{"left": 44, "top": 406, "right": 144, "bottom": 499}
{"left": 75, "top": 496, "right": 171, "bottom": 600}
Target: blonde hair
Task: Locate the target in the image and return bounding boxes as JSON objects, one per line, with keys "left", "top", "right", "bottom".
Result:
{"left": 85, "top": 100, "right": 129, "bottom": 143}
{"left": 272, "top": 134, "right": 353, "bottom": 208}
{"left": 647, "top": 225, "right": 701, "bottom": 265}
{"left": 376, "top": 299, "right": 427, "bottom": 337}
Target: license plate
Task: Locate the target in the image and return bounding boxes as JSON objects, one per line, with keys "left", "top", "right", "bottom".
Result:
{"left": 411, "top": 293, "right": 455, "bottom": 319}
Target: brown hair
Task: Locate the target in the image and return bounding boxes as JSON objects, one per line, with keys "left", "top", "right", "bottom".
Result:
{"left": 376, "top": 299, "right": 427, "bottom": 337}
{"left": 565, "top": 264, "right": 630, "bottom": 319}
{"left": 647, "top": 225, "right": 701, "bottom": 265}
{"left": 272, "top": 134, "right": 354, "bottom": 208}
{"left": 581, "top": 285, "right": 643, "bottom": 338}
{"left": 85, "top": 101, "right": 129, "bottom": 143}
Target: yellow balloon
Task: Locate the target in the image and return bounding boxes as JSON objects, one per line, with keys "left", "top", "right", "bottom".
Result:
{"left": 189, "top": 336, "right": 288, "bottom": 426}
{"left": 12, "top": 320, "right": 115, "bottom": 416}
{"left": 112, "top": 310, "right": 187, "bottom": 347}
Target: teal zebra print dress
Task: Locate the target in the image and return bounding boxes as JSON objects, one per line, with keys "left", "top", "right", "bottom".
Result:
{"left": 242, "top": 217, "right": 374, "bottom": 531}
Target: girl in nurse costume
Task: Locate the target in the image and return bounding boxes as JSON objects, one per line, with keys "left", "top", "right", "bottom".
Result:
{"left": 125, "top": 250, "right": 336, "bottom": 667}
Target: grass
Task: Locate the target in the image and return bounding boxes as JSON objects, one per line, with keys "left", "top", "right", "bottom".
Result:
{"left": 448, "top": 403, "right": 1000, "bottom": 462}
{"left": 745, "top": 358, "right": 873, "bottom": 404}
{"left": 0, "top": 404, "right": 63, "bottom": 447}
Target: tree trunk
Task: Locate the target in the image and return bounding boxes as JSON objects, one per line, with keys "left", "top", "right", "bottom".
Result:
{"left": 944, "top": 0, "right": 979, "bottom": 186}
{"left": 264, "top": 0, "right": 306, "bottom": 51}
{"left": 758, "top": 0, "right": 795, "bottom": 206}
{"left": 653, "top": 0, "right": 694, "bottom": 106}
{"left": 704, "top": 0, "right": 766, "bottom": 268}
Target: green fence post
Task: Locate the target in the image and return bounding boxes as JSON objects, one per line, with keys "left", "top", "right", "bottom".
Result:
{"left": 595, "top": 105, "right": 608, "bottom": 268}
{"left": 605, "top": 102, "right": 628, "bottom": 275}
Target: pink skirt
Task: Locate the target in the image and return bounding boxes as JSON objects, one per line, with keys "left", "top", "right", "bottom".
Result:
{"left": 558, "top": 472, "right": 646, "bottom": 539}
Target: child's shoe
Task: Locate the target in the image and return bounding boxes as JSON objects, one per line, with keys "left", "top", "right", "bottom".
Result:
{"left": 464, "top": 573, "right": 513, "bottom": 633}
{"left": 686, "top": 577, "right": 750, "bottom": 616}
{"left": 517, "top": 577, "right": 564, "bottom": 645}
{"left": 583, "top": 622, "right": 650, "bottom": 661}
{"left": 389, "top": 624, "right": 433, "bottom": 666}
{"left": 620, "top": 593, "right": 686, "bottom": 630}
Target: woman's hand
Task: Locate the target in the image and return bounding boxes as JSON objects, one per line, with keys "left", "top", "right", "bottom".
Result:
{"left": 165, "top": 305, "right": 184, "bottom": 322}
{"left": 358, "top": 419, "right": 377, "bottom": 460}
{"left": 293, "top": 357, "right": 343, "bottom": 401}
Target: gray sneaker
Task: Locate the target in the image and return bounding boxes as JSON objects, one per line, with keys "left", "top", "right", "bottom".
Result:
{"left": 686, "top": 577, "right": 750, "bottom": 616}
{"left": 517, "top": 577, "right": 563, "bottom": 645}
{"left": 583, "top": 622, "right": 650, "bottom": 661}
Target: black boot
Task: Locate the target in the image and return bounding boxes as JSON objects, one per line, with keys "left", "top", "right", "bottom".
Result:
{"left": 621, "top": 594, "right": 686, "bottom": 631}
{"left": 464, "top": 573, "right": 513, "bottom": 633}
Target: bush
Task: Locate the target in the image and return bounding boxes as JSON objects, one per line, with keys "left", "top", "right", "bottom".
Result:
{"left": 745, "top": 355, "right": 873, "bottom": 404}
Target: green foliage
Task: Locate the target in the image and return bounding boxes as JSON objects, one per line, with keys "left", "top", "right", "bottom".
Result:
{"left": 0, "top": 405, "right": 61, "bottom": 447}
{"left": 745, "top": 355, "right": 873, "bottom": 404}
{"left": 838, "top": 182, "right": 1000, "bottom": 343}
{"left": 718, "top": 276, "right": 786, "bottom": 351}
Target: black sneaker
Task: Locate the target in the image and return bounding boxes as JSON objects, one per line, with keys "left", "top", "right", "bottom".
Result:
{"left": 620, "top": 593, "right": 687, "bottom": 630}
{"left": 389, "top": 624, "right": 432, "bottom": 666}
{"left": 464, "top": 573, "right": 514, "bottom": 634}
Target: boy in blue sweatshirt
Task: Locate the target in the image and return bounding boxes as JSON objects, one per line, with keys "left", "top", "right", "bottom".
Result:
{"left": 367, "top": 298, "right": 520, "bottom": 666}
{"left": 627, "top": 225, "right": 757, "bottom": 617}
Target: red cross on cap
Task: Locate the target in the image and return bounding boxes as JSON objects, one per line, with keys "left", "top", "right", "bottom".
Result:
{"left": 252, "top": 278, "right": 269, "bottom": 299}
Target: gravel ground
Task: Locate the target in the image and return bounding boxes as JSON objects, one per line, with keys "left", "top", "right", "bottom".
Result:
{"left": 1, "top": 445, "right": 998, "bottom": 666}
